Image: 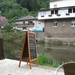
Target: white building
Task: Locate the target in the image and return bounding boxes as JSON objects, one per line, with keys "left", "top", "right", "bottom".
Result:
{"left": 38, "top": 0, "right": 75, "bottom": 20}
{"left": 38, "top": 0, "right": 75, "bottom": 38}
{"left": 50, "top": 0, "right": 75, "bottom": 9}
{"left": 14, "top": 16, "right": 44, "bottom": 32}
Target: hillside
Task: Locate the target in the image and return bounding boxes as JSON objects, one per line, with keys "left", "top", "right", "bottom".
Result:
{"left": 0, "top": 0, "right": 49, "bottom": 23}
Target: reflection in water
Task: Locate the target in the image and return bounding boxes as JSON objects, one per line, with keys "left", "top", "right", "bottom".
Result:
{"left": 38, "top": 44, "right": 75, "bottom": 63}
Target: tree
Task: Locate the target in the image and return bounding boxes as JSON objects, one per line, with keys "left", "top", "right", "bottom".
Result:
{"left": 29, "top": 0, "right": 40, "bottom": 11}
{"left": 16, "top": 0, "right": 49, "bottom": 11}
{"left": 3, "top": 24, "right": 12, "bottom": 32}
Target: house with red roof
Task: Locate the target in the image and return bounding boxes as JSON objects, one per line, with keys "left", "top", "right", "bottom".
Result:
{"left": 0, "top": 16, "right": 9, "bottom": 28}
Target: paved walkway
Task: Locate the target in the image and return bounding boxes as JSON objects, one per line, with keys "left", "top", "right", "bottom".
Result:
{"left": 0, "top": 59, "right": 64, "bottom": 75}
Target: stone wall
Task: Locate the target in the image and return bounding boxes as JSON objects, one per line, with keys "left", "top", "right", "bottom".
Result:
{"left": 45, "top": 19, "right": 75, "bottom": 38}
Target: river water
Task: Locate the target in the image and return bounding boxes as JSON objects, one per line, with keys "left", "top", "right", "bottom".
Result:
{"left": 38, "top": 44, "right": 75, "bottom": 63}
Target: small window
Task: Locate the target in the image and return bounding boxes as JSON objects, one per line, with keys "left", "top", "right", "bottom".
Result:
{"left": 23, "top": 21, "right": 25, "bottom": 24}
{"left": 53, "top": 21, "right": 57, "bottom": 27}
{"left": 25, "top": 21, "right": 28, "bottom": 24}
{"left": 69, "top": 9, "right": 72, "bottom": 13}
{"left": 51, "top": 10, "right": 54, "bottom": 14}
{"left": 29, "top": 21, "right": 33, "bottom": 23}
{"left": 54, "top": 4, "right": 57, "bottom": 8}
{"left": 71, "top": 20, "right": 75, "bottom": 27}
{"left": 55, "top": 10, "right": 58, "bottom": 14}
{"left": 62, "top": 21, "right": 65, "bottom": 26}
{"left": 73, "top": 8, "right": 75, "bottom": 13}
{"left": 71, "top": 23, "right": 73, "bottom": 26}
{"left": 23, "top": 27, "right": 26, "bottom": 29}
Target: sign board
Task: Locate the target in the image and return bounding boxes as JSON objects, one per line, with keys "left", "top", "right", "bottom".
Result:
{"left": 18, "top": 31, "right": 38, "bottom": 69}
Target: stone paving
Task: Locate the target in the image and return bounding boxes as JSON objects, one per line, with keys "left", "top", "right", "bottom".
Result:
{"left": 0, "top": 59, "right": 64, "bottom": 75}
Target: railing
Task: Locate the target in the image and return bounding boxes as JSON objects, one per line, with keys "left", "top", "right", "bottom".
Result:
{"left": 16, "top": 23, "right": 34, "bottom": 27}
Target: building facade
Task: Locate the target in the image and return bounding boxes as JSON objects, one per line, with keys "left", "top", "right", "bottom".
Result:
{"left": 15, "top": 16, "right": 44, "bottom": 32}
{"left": 38, "top": 0, "right": 75, "bottom": 38}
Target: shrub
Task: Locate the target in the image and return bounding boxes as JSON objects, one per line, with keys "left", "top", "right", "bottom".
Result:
{"left": 38, "top": 40, "right": 45, "bottom": 45}
{"left": 38, "top": 53, "right": 52, "bottom": 66}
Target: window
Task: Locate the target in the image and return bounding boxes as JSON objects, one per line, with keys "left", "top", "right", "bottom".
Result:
{"left": 58, "top": 8, "right": 68, "bottom": 14}
{"left": 25, "top": 21, "right": 28, "bottom": 24}
{"left": 29, "top": 21, "right": 32, "bottom": 23}
{"left": 62, "top": 21, "right": 65, "bottom": 26}
{"left": 23, "top": 27, "right": 26, "bottom": 29}
{"left": 69, "top": 9, "right": 72, "bottom": 13}
{"left": 53, "top": 21, "right": 57, "bottom": 27}
{"left": 23, "top": 21, "right": 25, "bottom": 24}
{"left": 55, "top": 10, "right": 58, "bottom": 14}
{"left": 51, "top": 10, "right": 54, "bottom": 14}
{"left": 73, "top": 8, "right": 75, "bottom": 13}
{"left": 71, "top": 20, "right": 75, "bottom": 27}
{"left": 54, "top": 4, "right": 57, "bottom": 8}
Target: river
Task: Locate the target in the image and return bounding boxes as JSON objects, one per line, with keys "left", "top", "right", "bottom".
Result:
{"left": 38, "top": 44, "right": 75, "bottom": 63}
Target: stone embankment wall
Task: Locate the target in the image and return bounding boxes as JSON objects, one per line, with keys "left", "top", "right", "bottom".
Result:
{"left": 44, "top": 37, "right": 75, "bottom": 46}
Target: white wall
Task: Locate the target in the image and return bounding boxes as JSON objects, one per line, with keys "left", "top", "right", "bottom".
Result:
{"left": 50, "top": 0, "right": 75, "bottom": 8}
{"left": 15, "top": 20, "right": 44, "bottom": 31}
{"left": 37, "top": 21, "right": 44, "bottom": 28}
{"left": 27, "top": 20, "right": 44, "bottom": 31}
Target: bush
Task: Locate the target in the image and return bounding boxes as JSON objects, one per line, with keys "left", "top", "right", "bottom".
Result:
{"left": 38, "top": 40, "right": 45, "bottom": 45}
{"left": 38, "top": 53, "right": 52, "bottom": 66}
{"left": 53, "top": 41, "right": 63, "bottom": 46}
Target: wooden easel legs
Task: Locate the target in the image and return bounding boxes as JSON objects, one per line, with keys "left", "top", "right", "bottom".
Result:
{"left": 18, "top": 58, "right": 38, "bottom": 69}
{"left": 18, "top": 58, "right": 29, "bottom": 67}
{"left": 18, "top": 59, "right": 21, "bottom": 67}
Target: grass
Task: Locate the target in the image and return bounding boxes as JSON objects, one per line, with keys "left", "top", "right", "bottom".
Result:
{"left": 38, "top": 53, "right": 60, "bottom": 67}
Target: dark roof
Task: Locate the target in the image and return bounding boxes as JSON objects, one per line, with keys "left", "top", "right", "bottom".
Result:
{"left": 0, "top": 16, "right": 9, "bottom": 26}
{"left": 15, "top": 16, "right": 38, "bottom": 21}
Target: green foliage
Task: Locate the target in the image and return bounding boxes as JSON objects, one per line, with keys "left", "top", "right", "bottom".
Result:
{"left": 3, "top": 24, "right": 12, "bottom": 32}
{"left": 53, "top": 41, "right": 63, "bottom": 46}
{"left": 29, "top": 11, "right": 38, "bottom": 17}
{"left": 16, "top": 0, "right": 49, "bottom": 11}
{"left": 38, "top": 53, "right": 52, "bottom": 66}
{"left": 38, "top": 40, "right": 45, "bottom": 45}
{"left": 0, "top": 0, "right": 50, "bottom": 23}
{"left": 52, "top": 61, "right": 60, "bottom": 67}
{"left": 0, "top": 30, "right": 25, "bottom": 59}
{"left": 38, "top": 53, "right": 60, "bottom": 67}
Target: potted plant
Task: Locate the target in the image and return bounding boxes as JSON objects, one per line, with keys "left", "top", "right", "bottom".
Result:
{"left": 57, "top": 14, "right": 61, "bottom": 16}
{"left": 66, "top": 13, "right": 70, "bottom": 15}
{"left": 48, "top": 14, "right": 52, "bottom": 17}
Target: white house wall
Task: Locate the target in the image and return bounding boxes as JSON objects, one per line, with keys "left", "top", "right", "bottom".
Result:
{"left": 16, "top": 21, "right": 23, "bottom": 24}
{"left": 15, "top": 20, "right": 44, "bottom": 31}
{"left": 27, "top": 20, "right": 44, "bottom": 31}
{"left": 50, "top": 0, "right": 75, "bottom": 8}
{"left": 37, "top": 21, "right": 44, "bottom": 28}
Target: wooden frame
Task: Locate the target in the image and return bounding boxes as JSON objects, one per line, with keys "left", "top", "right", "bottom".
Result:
{"left": 18, "top": 31, "right": 38, "bottom": 69}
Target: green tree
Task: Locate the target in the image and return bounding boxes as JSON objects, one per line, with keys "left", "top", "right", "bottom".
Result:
{"left": 16, "top": 0, "right": 49, "bottom": 11}
{"left": 29, "top": 0, "right": 40, "bottom": 11}
{"left": 3, "top": 24, "right": 12, "bottom": 32}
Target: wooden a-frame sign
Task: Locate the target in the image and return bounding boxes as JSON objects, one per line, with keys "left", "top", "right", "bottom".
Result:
{"left": 18, "top": 31, "right": 38, "bottom": 69}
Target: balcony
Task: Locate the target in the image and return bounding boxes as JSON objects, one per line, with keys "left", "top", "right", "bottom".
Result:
{"left": 38, "top": 6, "right": 75, "bottom": 20}
{"left": 16, "top": 23, "right": 34, "bottom": 28}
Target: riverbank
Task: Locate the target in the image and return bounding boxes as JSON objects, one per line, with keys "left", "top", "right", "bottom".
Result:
{"left": 0, "top": 58, "right": 63, "bottom": 75}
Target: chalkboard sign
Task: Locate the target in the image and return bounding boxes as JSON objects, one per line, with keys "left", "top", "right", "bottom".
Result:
{"left": 22, "top": 32, "right": 28, "bottom": 58}
{"left": 29, "top": 34, "right": 37, "bottom": 59}
{"left": 19, "top": 31, "right": 38, "bottom": 69}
